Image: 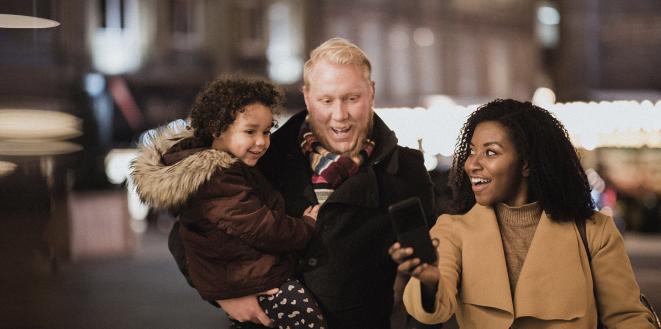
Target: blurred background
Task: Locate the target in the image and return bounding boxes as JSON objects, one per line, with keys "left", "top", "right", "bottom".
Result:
{"left": 1, "top": 0, "right": 660, "bottom": 328}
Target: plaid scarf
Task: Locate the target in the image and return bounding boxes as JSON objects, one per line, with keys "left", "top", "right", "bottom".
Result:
{"left": 299, "top": 120, "right": 375, "bottom": 205}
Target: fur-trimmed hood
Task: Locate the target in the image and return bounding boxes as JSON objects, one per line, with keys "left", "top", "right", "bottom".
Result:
{"left": 130, "top": 125, "right": 236, "bottom": 210}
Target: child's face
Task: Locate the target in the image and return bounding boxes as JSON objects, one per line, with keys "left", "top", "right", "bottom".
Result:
{"left": 212, "top": 102, "right": 273, "bottom": 167}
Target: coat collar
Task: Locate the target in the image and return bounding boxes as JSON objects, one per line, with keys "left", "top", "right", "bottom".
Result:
{"left": 273, "top": 110, "right": 399, "bottom": 208}
{"left": 460, "top": 204, "right": 588, "bottom": 321}
{"left": 326, "top": 113, "right": 399, "bottom": 208}
{"left": 130, "top": 125, "right": 236, "bottom": 209}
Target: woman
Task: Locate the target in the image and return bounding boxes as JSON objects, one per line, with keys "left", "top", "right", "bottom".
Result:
{"left": 389, "top": 99, "right": 654, "bottom": 328}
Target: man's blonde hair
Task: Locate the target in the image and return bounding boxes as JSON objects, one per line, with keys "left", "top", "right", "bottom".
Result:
{"left": 303, "top": 37, "right": 372, "bottom": 88}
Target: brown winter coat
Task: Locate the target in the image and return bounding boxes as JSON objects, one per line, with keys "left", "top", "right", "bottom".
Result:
{"left": 130, "top": 126, "right": 315, "bottom": 301}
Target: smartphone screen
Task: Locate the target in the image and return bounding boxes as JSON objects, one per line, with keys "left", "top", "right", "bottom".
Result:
{"left": 388, "top": 197, "right": 437, "bottom": 264}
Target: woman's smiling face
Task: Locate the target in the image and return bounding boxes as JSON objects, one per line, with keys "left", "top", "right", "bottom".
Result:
{"left": 464, "top": 121, "right": 529, "bottom": 207}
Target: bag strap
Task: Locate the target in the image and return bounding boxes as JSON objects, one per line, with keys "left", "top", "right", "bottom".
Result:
{"left": 576, "top": 218, "right": 661, "bottom": 329}
{"left": 576, "top": 218, "right": 592, "bottom": 263}
{"left": 575, "top": 218, "right": 604, "bottom": 329}
{"left": 642, "top": 294, "right": 661, "bottom": 328}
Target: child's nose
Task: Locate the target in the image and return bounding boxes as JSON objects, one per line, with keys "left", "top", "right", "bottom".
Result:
{"left": 255, "top": 135, "right": 266, "bottom": 146}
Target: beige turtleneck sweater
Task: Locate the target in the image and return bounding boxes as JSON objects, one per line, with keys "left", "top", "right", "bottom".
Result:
{"left": 495, "top": 201, "right": 542, "bottom": 296}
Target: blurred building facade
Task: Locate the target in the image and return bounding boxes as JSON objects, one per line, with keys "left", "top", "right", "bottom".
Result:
{"left": 1, "top": 0, "right": 660, "bottom": 224}
{"left": 3, "top": 0, "right": 660, "bottom": 122}
{"left": 2, "top": 0, "right": 542, "bottom": 129}
{"left": 554, "top": 0, "right": 661, "bottom": 102}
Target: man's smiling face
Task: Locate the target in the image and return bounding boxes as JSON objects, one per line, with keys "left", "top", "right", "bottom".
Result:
{"left": 303, "top": 59, "right": 374, "bottom": 157}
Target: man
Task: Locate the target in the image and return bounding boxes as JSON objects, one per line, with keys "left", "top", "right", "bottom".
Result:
{"left": 172, "top": 38, "right": 434, "bottom": 328}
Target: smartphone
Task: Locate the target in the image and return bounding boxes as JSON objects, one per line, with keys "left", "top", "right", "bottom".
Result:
{"left": 388, "top": 197, "right": 437, "bottom": 264}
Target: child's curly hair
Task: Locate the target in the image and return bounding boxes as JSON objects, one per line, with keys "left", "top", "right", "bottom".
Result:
{"left": 190, "top": 76, "right": 283, "bottom": 144}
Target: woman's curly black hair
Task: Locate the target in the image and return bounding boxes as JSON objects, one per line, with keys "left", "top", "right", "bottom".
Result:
{"left": 449, "top": 99, "right": 595, "bottom": 222}
{"left": 190, "top": 76, "right": 283, "bottom": 145}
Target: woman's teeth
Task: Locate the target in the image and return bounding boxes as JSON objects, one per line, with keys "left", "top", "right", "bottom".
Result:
{"left": 470, "top": 177, "right": 491, "bottom": 185}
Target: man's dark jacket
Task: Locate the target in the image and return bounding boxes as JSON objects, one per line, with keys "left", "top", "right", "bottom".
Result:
{"left": 168, "top": 110, "right": 434, "bottom": 328}
{"left": 256, "top": 111, "right": 434, "bottom": 328}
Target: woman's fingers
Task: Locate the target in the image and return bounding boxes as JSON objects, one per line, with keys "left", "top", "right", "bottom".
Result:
{"left": 398, "top": 258, "right": 438, "bottom": 282}
{"left": 393, "top": 248, "right": 413, "bottom": 263}
{"left": 387, "top": 242, "right": 401, "bottom": 255}
{"left": 389, "top": 243, "right": 415, "bottom": 264}
{"left": 410, "top": 263, "right": 427, "bottom": 277}
{"left": 397, "top": 257, "right": 421, "bottom": 274}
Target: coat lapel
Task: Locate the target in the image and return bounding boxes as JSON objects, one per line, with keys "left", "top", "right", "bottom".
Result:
{"left": 514, "top": 212, "right": 587, "bottom": 320}
{"left": 460, "top": 205, "right": 514, "bottom": 315}
{"left": 459, "top": 207, "right": 589, "bottom": 321}
{"left": 324, "top": 166, "right": 379, "bottom": 208}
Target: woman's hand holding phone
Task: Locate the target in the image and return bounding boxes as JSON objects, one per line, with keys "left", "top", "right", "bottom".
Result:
{"left": 389, "top": 240, "right": 441, "bottom": 290}
{"left": 387, "top": 197, "right": 441, "bottom": 310}
{"left": 389, "top": 240, "right": 441, "bottom": 312}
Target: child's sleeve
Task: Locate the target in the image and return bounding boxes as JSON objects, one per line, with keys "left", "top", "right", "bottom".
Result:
{"left": 195, "top": 168, "right": 316, "bottom": 253}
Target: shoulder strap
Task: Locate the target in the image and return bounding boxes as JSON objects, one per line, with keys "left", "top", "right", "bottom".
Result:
{"left": 576, "top": 218, "right": 605, "bottom": 328}
{"left": 576, "top": 217, "right": 661, "bottom": 329}
{"left": 575, "top": 218, "right": 592, "bottom": 263}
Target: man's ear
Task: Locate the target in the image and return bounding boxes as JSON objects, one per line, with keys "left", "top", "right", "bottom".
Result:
{"left": 522, "top": 160, "right": 530, "bottom": 177}
{"left": 370, "top": 80, "right": 376, "bottom": 106}
{"left": 302, "top": 85, "right": 310, "bottom": 109}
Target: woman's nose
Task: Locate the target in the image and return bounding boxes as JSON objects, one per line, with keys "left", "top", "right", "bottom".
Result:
{"left": 465, "top": 155, "right": 482, "bottom": 172}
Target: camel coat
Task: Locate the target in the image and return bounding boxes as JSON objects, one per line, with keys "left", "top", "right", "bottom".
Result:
{"left": 403, "top": 204, "right": 654, "bottom": 328}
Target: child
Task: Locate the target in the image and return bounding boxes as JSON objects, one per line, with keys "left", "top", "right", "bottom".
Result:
{"left": 131, "top": 77, "right": 327, "bottom": 329}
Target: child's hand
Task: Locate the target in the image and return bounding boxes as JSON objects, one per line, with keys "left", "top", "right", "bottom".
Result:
{"left": 303, "top": 204, "right": 320, "bottom": 220}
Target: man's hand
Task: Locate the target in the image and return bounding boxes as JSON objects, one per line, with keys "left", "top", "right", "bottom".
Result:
{"left": 216, "top": 288, "right": 279, "bottom": 327}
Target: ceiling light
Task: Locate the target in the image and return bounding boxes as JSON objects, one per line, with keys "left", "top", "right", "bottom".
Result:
{"left": 0, "top": 14, "right": 59, "bottom": 29}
